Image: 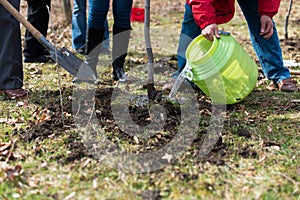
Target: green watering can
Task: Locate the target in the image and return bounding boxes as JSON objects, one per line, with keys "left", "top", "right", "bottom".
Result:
{"left": 184, "top": 32, "right": 258, "bottom": 104}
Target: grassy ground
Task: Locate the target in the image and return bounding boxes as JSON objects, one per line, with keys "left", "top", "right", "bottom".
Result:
{"left": 1, "top": 0, "right": 300, "bottom": 199}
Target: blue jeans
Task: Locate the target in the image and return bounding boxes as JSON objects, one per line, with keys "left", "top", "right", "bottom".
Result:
{"left": 87, "top": 0, "right": 132, "bottom": 30}
{"left": 72, "top": 0, "right": 109, "bottom": 50}
{"left": 176, "top": 1, "right": 290, "bottom": 83}
{"left": 174, "top": 3, "right": 201, "bottom": 79}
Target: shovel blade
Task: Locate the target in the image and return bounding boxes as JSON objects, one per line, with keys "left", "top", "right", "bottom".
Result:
{"left": 49, "top": 47, "right": 97, "bottom": 82}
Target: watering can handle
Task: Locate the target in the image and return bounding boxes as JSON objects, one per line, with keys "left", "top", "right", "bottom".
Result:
{"left": 184, "top": 67, "right": 194, "bottom": 82}
{"left": 218, "top": 30, "right": 230, "bottom": 36}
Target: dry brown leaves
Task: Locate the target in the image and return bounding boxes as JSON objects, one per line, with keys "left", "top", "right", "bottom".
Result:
{"left": 0, "top": 140, "right": 24, "bottom": 182}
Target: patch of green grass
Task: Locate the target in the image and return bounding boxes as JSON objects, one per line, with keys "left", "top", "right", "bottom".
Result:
{"left": 1, "top": 1, "right": 300, "bottom": 199}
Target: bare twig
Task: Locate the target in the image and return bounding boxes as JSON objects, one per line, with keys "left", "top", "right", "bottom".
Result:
{"left": 284, "top": 0, "right": 293, "bottom": 39}
{"left": 48, "top": 5, "right": 65, "bottom": 125}
{"left": 5, "top": 139, "right": 16, "bottom": 163}
{"left": 56, "top": 63, "right": 65, "bottom": 125}
{"left": 272, "top": 172, "right": 298, "bottom": 186}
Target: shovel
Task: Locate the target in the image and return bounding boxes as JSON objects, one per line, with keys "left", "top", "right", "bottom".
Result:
{"left": 144, "top": 0, "right": 157, "bottom": 100}
{"left": 0, "top": 0, "right": 96, "bottom": 82}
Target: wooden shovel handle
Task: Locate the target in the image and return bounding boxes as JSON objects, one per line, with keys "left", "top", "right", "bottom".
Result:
{"left": 0, "top": 0, "right": 43, "bottom": 39}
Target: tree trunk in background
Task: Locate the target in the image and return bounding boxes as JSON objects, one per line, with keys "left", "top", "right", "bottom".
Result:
{"left": 62, "top": 0, "right": 72, "bottom": 24}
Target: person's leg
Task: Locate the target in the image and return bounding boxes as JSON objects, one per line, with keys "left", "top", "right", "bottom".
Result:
{"left": 111, "top": 0, "right": 133, "bottom": 81}
{"left": 112, "top": 0, "right": 132, "bottom": 28}
{"left": 237, "top": 0, "right": 291, "bottom": 84}
{"left": 104, "top": 19, "right": 109, "bottom": 41}
{"left": 0, "top": 0, "right": 24, "bottom": 91}
{"left": 72, "top": 0, "right": 87, "bottom": 52}
{"left": 174, "top": 3, "right": 202, "bottom": 78}
{"left": 100, "top": 18, "right": 110, "bottom": 54}
{"left": 86, "top": 0, "right": 109, "bottom": 53}
{"left": 85, "top": 0, "right": 109, "bottom": 76}
{"left": 87, "top": 0, "right": 108, "bottom": 31}
{"left": 23, "top": 0, "right": 51, "bottom": 62}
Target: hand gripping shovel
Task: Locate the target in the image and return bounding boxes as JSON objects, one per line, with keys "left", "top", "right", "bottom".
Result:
{"left": 0, "top": 0, "right": 97, "bottom": 83}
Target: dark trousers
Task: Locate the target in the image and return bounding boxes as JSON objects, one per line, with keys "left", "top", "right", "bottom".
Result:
{"left": 0, "top": 0, "right": 23, "bottom": 90}
{"left": 23, "top": 0, "right": 51, "bottom": 58}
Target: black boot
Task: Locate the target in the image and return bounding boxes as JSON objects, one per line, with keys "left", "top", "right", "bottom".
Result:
{"left": 74, "top": 28, "right": 104, "bottom": 84}
{"left": 85, "top": 27, "right": 105, "bottom": 77}
{"left": 23, "top": 0, "right": 51, "bottom": 62}
{"left": 112, "top": 26, "right": 131, "bottom": 81}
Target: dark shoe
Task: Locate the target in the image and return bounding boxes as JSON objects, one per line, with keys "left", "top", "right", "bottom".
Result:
{"left": 44, "top": 49, "right": 50, "bottom": 56}
{"left": 0, "top": 89, "right": 28, "bottom": 99}
{"left": 112, "top": 26, "right": 131, "bottom": 81}
{"left": 24, "top": 55, "right": 53, "bottom": 63}
{"left": 75, "top": 47, "right": 86, "bottom": 55}
{"left": 277, "top": 78, "right": 298, "bottom": 92}
{"left": 112, "top": 67, "right": 130, "bottom": 82}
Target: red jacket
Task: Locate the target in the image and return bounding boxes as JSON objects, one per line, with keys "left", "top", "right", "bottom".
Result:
{"left": 186, "top": 0, "right": 281, "bottom": 29}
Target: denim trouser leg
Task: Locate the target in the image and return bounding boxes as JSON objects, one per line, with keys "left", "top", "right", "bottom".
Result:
{"left": 174, "top": 3, "right": 201, "bottom": 78}
{"left": 72, "top": 0, "right": 87, "bottom": 50}
{"left": 112, "top": 0, "right": 133, "bottom": 29}
{"left": 72, "top": 0, "right": 110, "bottom": 50}
{"left": 237, "top": 0, "right": 290, "bottom": 83}
{"left": 88, "top": 0, "right": 109, "bottom": 29}
{"left": 102, "top": 20, "right": 110, "bottom": 49}
{"left": 88, "top": 0, "right": 132, "bottom": 29}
